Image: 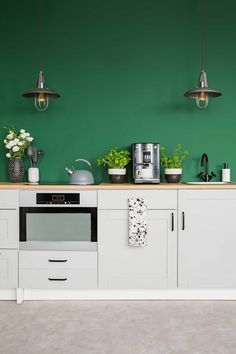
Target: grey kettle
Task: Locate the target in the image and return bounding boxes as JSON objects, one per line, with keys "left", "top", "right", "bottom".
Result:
{"left": 65, "top": 159, "right": 95, "bottom": 185}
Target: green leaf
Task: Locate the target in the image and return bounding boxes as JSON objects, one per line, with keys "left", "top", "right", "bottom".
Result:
{"left": 97, "top": 147, "right": 131, "bottom": 169}
{"left": 160, "top": 144, "right": 189, "bottom": 168}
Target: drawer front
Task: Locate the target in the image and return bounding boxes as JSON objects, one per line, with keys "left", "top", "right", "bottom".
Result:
{"left": 98, "top": 190, "right": 177, "bottom": 209}
{"left": 19, "top": 250, "right": 97, "bottom": 270}
{"left": 0, "top": 210, "right": 18, "bottom": 248}
{"left": 0, "top": 250, "right": 18, "bottom": 288}
{"left": 19, "top": 269, "right": 97, "bottom": 289}
{"left": 0, "top": 190, "right": 19, "bottom": 209}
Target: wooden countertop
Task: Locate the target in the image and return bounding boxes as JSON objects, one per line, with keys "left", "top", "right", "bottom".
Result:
{"left": 0, "top": 182, "right": 236, "bottom": 190}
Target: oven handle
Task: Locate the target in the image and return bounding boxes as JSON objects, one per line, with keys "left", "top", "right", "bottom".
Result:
{"left": 48, "top": 259, "right": 68, "bottom": 263}
{"left": 48, "top": 278, "right": 67, "bottom": 281}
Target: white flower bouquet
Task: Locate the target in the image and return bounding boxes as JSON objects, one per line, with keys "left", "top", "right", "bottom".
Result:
{"left": 4, "top": 127, "right": 34, "bottom": 159}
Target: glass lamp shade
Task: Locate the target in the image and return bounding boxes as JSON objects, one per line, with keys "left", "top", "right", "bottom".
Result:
{"left": 34, "top": 92, "right": 49, "bottom": 111}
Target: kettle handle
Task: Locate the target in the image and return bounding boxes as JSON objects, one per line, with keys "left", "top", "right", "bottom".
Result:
{"left": 74, "top": 159, "right": 92, "bottom": 170}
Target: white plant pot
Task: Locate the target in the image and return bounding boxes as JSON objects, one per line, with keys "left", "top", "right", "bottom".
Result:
{"left": 108, "top": 168, "right": 126, "bottom": 183}
{"left": 165, "top": 168, "right": 182, "bottom": 175}
{"left": 28, "top": 167, "right": 39, "bottom": 184}
{"left": 164, "top": 168, "right": 182, "bottom": 183}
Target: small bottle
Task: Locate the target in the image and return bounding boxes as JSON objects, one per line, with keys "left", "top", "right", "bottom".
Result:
{"left": 222, "top": 163, "right": 230, "bottom": 183}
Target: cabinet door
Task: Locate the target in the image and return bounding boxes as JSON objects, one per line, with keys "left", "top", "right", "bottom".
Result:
{"left": 178, "top": 190, "right": 236, "bottom": 288}
{"left": 0, "top": 190, "right": 19, "bottom": 209}
{"left": 98, "top": 209, "right": 177, "bottom": 289}
{"left": 0, "top": 250, "right": 18, "bottom": 288}
{"left": 0, "top": 210, "right": 18, "bottom": 248}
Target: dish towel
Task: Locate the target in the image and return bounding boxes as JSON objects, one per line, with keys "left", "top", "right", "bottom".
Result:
{"left": 128, "top": 198, "right": 147, "bottom": 247}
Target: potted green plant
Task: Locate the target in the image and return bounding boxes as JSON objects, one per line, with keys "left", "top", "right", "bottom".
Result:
{"left": 97, "top": 147, "right": 131, "bottom": 183}
{"left": 160, "top": 144, "right": 189, "bottom": 183}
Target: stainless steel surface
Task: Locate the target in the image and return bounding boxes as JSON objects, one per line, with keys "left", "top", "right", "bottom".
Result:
{"left": 22, "top": 70, "right": 60, "bottom": 99}
{"left": 184, "top": 70, "right": 222, "bottom": 99}
{"left": 132, "top": 143, "right": 160, "bottom": 184}
{"left": 65, "top": 159, "right": 94, "bottom": 185}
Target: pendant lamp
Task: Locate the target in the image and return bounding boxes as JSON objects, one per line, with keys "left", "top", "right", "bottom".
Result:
{"left": 22, "top": 70, "right": 60, "bottom": 112}
{"left": 184, "top": 0, "right": 222, "bottom": 109}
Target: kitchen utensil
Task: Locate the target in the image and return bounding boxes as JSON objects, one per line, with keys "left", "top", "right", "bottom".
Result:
{"left": 32, "top": 147, "right": 38, "bottom": 166}
{"left": 36, "top": 149, "right": 44, "bottom": 167}
{"left": 65, "top": 159, "right": 94, "bottom": 185}
{"left": 27, "top": 146, "right": 33, "bottom": 166}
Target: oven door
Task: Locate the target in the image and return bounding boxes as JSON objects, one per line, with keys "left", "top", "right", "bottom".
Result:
{"left": 20, "top": 207, "right": 97, "bottom": 244}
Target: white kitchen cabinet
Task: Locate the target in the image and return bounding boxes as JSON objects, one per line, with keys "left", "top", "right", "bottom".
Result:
{"left": 0, "top": 190, "right": 19, "bottom": 292}
{"left": 0, "top": 190, "right": 19, "bottom": 209}
{"left": 98, "top": 209, "right": 177, "bottom": 289}
{"left": 19, "top": 250, "right": 98, "bottom": 289}
{"left": 19, "top": 269, "right": 97, "bottom": 289}
{"left": 178, "top": 190, "right": 236, "bottom": 288}
{"left": 0, "top": 210, "right": 18, "bottom": 248}
{"left": 98, "top": 190, "right": 177, "bottom": 210}
{"left": 0, "top": 250, "right": 18, "bottom": 288}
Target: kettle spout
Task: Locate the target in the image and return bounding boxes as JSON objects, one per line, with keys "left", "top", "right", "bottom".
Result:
{"left": 65, "top": 167, "right": 73, "bottom": 175}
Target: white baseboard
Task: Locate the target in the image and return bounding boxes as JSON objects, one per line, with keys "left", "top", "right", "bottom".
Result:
{"left": 2, "top": 289, "right": 236, "bottom": 303}
{"left": 21, "top": 289, "right": 236, "bottom": 301}
{"left": 0, "top": 289, "right": 16, "bottom": 300}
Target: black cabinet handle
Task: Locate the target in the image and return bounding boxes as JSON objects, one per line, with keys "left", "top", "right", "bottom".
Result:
{"left": 48, "top": 259, "right": 67, "bottom": 263}
{"left": 171, "top": 213, "right": 174, "bottom": 231}
{"left": 48, "top": 278, "right": 67, "bottom": 281}
{"left": 182, "top": 212, "right": 185, "bottom": 230}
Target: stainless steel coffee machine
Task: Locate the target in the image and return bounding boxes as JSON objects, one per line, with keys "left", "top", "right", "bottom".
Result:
{"left": 132, "top": 143, "right": 160, "bottom": 183}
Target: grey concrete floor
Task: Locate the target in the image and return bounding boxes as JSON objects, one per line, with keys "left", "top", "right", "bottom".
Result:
{"left": 0, "top": 301, "right": 236, "bottom": 354}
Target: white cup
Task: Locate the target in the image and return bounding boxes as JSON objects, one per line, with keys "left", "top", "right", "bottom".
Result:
{"left": 137, "top": 169, "right": 152, "bottom": 179}
{"left": 28, "top": 167, "right": 39, "bottom": 184}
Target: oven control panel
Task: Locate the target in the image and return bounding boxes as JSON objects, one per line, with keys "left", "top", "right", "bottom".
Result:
{"left": 36, "top": 193, "right": 80, "bottom": 205}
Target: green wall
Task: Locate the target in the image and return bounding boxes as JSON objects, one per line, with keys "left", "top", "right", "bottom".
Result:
{"left": 0, "top": 0, "right": 234, "bottom": 183}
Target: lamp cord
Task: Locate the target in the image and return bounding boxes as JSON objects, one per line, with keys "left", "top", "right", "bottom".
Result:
{"left": 36, "top": 0, "right": 45, "bottom": 72}
{"left": 200, "top": 0, "right": 206, "bottom": 70}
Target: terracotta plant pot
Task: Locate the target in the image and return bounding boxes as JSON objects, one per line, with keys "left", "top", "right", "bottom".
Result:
{"left": 108, "top": 168, "right": 126, "bottom": 183}
{"left": 165, "top": 168, "right": 182, "bottom": 183}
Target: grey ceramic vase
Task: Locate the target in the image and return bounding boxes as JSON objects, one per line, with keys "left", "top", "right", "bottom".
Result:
{"left": 9, "top": 158, "right": 24, "bottom": 183}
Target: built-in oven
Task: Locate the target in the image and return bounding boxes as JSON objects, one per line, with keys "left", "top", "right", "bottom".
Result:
{"left": 19, "top": 190, "right": 97, "bottom": 250}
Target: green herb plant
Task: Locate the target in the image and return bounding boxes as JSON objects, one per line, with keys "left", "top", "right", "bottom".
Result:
{"left": 97, "top": 147, "right": 131, "bottom": 169}
{"left": 160, "top": 144, "right": 189, "bottom": 169}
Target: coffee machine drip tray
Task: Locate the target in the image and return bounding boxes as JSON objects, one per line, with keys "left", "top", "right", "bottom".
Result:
{"left": 134, "top": 179, "right": 160, "bottom": 184}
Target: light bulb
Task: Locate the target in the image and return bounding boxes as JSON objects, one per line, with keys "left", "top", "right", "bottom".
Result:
{"left": 196, "top": 91, "right": 209, "bottom": 109}
{"left": 35, "top": 92, "right": 49, "bottom": 111}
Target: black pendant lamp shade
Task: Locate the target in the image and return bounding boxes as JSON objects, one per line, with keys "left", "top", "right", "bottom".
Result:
{"left": 22, "top": 70, "right": 60, "bottom": 111}
{"left": 184, "top": 69, "right": 222, "bottom": 109}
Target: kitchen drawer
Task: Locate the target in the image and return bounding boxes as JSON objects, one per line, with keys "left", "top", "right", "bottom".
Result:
{"left": 0, "top": 190, "right": 19, "bottom": 209}
{"left": 0, "top": 210, "right": 18, "bottom": 248}
{"left": 98, "top": 190, "right": 177, "bottom": 209}
{"left": 19, "top": 269, "right": 97, "bottom": 289}
{"left": 0, "top": 250, "right": 18, "bottom": 288}
{"left": 19, "top": 250, "right": 97, "bottom": 270}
